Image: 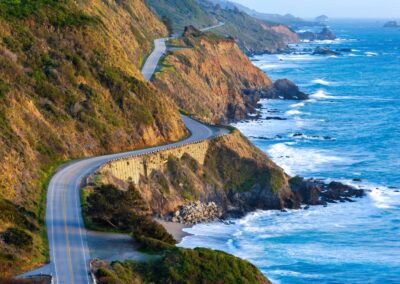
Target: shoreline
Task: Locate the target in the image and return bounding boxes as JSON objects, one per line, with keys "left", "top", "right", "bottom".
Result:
{"left": 156, "top": 219, "right": 193, "bottom": 242}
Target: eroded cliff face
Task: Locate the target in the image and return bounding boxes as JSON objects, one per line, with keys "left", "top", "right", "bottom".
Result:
{"left": 153, "top": 27, "right": 273, "bottom": 123}
{"left": 96, "top": 131, "right": 297, "bottom": 218}
{"left": 0, "top": 0, "right": 187, "bottom": 276}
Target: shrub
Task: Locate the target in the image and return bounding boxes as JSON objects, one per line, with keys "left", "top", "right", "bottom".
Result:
{"left": 0, "top": 0, "right": 98, "bottom": 27}
{"left": 2, "top": 227, "right": 33, "bottom": 248}
{"left": 84, "top": 184, "right": 176, "bottom": 246}
{"left": 133, "top": 235, "right": 175, "bottom": 252}
{"left": 0, "top": 80, "right": 11, "bottom": 98}
{"left": 98, "top": 247, "right": 271, "bottom": 284}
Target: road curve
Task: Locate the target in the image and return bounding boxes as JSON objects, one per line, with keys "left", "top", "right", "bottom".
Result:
{"left": 142, "top": 22, "right": 224, "bottom": 81}
{"left": 45, "top": 117, "right": 227, "bottom": 284}
{"left": 25, "top": 24, "right": 228, "bottom": 284}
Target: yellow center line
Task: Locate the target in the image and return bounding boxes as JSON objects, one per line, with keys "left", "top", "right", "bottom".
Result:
{"left": 63, "top": 187, "right": 75, "bottom": 284}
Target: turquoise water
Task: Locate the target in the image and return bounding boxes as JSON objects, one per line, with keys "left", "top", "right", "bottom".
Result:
{"left": 179, "top": 20, "right": 400, "bottom": 283}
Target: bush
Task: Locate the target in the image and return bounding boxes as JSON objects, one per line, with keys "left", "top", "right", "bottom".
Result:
{"left": 98, "top": 247, "right": 271, "bottom": 284}
{"left": 133, "top": 235, "right": 175, "bottom": 252}
{"left": 2, "top": 227, "right": 33, "bottom": 248}
{"left": 0, "top": 0, "right": 98, "bottom": 27}
{"left": 84, "top": 184, "right": 176, "bottom": 246}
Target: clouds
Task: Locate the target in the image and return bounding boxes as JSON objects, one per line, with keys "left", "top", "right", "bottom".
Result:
{"left": 234, "top": 0, "right": 400, "bottom": 19}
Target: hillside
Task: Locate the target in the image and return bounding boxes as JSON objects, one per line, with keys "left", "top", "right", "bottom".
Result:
{"left": 93, "top": 247, "right": 271, "bottom": 284}
{"left": 145, "top": 0, "right": 299, "bottom": 54}
{"left": 145, "top": 0, "right": 218, "bottom": 33}
{"left": 153, "top": 27, "right": 272, "bottom": 123}
{"left": 207, "top": 0, "right": 318, "bottom": 27}
{"left": 93, "top": 131, "right": 295, "bottom": 219}
{"left": 0, "top": 0, "right": 187, "bottom": 277}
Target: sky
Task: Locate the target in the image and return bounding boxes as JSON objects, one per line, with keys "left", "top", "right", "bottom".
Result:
{"left": 233, "top": 0, "right": 400, "bottom": 19}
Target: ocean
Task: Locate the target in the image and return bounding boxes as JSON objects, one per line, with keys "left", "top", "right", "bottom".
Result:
{"left": 179, "top": 20, "right": 400, "bottom": 283}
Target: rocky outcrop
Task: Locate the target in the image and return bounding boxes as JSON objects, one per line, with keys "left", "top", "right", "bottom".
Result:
{"left": 313, "top": 47, "right": 341, "bottom": 56}
{"left": 316, "top": 15, "right": 329, "bottom": 23}
{"left": 260, "top": 79, "right": 309, "bottom": 100}
{"left": 299, "top": 27, "right": 336, "bottom": 41}
{"left": 289, "top": 177, "right": 365, "bottom": 206}
{"left": 384, "top": 21, "right": 399, "bottom": 28}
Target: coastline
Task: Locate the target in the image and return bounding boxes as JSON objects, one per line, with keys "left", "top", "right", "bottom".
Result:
{"left": 156, "top": 219, "right": 193, "bottom": 242}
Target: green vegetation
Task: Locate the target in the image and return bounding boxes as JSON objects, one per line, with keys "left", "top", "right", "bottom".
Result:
{"left": 83, "top": 184, "right": 176, "bottom": 250}
{"left": 1, "top": 228, "right": 33, "bottom": 248}
{"left": 95, "top": 247, "right": 271, "bottom": 284}
{"left": 0, "top": 0, "right": 98, "bottom": 27}
{"left": 145, "top": 0, "right": 297, "bottom": 54}
{"left": 145, "top": 0, "right": 216, "bottom": 33}
{"left": 204, "top": 141, "right": 282, "bottom": 193}
{"left": 167, "top": 156, "right": 198, "bottom": 201}
{"left": 289, "top": 175, "right": 305, "bottom": 186}
{"left": 0, "top": 0, "right": 183, "bottom": 276}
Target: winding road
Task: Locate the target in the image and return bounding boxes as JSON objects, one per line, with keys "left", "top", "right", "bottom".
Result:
{"left": 24, "top": 24, "right": 227, "bottom": 283}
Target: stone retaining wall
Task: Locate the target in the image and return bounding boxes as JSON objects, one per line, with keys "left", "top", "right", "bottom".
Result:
{"left": 98, "top": 140, "right": 211, "bottom": 184}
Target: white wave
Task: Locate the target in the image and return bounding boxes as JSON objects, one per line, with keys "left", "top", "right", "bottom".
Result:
{"left": 277, "top": 54, "right": 321, "bottom": 62}
{"left": 290, "top": 102, "right": 305, "bottom": 108}
{"left": 310, "top": 90, "right": 336, "bottom": 99}
{"left": 365, "top": 51, "right": 378, "bottom": 56}
{"left": 314, "top": 38, "right": 357, "bottom": 45}
{"left": 267, "top": 143, "right": 351, "bottom": 176}
{"left": 259, "top": 63, "right": 281, "bottom": 69}
{"left": 312, "top": 79, "right": 333, "bottom": 86}
{"left": 285, "top": 109, "right": 303, "bottom": 116}
{"left": 368, "top": 186, "right": 400, "bottom": 209}
{"left": 291, "top": 133, "right": 336, "bottom": 141}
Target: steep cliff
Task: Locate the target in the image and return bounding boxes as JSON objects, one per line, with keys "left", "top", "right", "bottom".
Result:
{"left": 0, "top": 0, "right": 187, "bottom": 277}
{"left": 153, "top": 27, "right": 273, "bottom": 123}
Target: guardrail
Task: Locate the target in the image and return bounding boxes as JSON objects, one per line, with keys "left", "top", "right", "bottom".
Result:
{"left": 104, "top": 132, "right": 226, "bottom": 165}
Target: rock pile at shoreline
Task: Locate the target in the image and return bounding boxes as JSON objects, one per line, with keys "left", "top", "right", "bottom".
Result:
{"left": 170, "top": 201, "right": 223, "bottom": 224}
{"left": 290, "top": 177, "right": 365, "bottom": 207}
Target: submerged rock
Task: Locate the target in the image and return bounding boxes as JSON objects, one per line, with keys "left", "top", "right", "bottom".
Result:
{"left": 313, "top": 47, "right": 341, "bottom": 56}
{"left": 265, "top": 116, "right": 287, "bottom": 120}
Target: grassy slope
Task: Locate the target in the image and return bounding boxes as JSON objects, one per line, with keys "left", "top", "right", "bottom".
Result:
{"left": 207, "top": 6, "right": 299, "bottom": 54}
{"left": 0, "top": 0, "right": 187, "bottom": 277}
{"left": 145, "top": 0, "right": 298, "bottom": 53}
{"left": 145, "top": 0, "right": 218, "bottom": 33}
